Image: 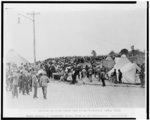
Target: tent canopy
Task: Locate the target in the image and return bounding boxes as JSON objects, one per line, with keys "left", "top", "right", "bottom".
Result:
{"left": 6, "top": 49, "right": 29, "bottom": 66}
{"left": 121, "top": 62, "right": 141, "bottom": 73}
{"left": 108, "top": 54, "right": 141, "bottom": 83}
{"left": 114, "top": 54, "right": 131, "bottom": 68}
{"left": 121, "top": 63, "right": 141, "bottom": 83}
{"left": 114, "top": 57, "right": 120, "bottom": 64}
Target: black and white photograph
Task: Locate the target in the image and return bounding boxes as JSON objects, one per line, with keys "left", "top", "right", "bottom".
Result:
{"left": 2, "top": 1, "right": 147, "bottom": 119}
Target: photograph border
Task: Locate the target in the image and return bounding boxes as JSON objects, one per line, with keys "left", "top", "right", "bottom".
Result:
{"left": 1, "top": 1, "right": 149, "bottom": 119}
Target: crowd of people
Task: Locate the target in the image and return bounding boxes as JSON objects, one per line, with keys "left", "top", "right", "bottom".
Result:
{"left": 6, "top": 68, "right": 50, "bottom": 99}
{"left": 6, "top": 56, "right": 145, "bottom": 99}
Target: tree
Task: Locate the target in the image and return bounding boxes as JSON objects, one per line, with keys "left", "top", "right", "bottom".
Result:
{"left": 133, "top": 49, "right": 144, "bottom": 56}
{"left": 119, "top": 48, "right": 129, "bottom": 56}
{"left": 109, "top": 50, "right": 116, "bottom": 56}
{"left": 130, "top": 45, "right": 135, "bottom": 56}
{"left": 129, "top": 47, "right": 145, "bottom": 57}
{"left": 91, "top": 50, "right": 97, "bottom": 57}
{"left": 131, "top": 45, "right": 134, "bottom": 51}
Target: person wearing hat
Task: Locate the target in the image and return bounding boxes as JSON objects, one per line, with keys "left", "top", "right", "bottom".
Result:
{"left": 22, "top": 70, "right": 29, "bottom": 95}
{"left": 7, "top": 72, "right": 13, "bottom": 91}
{"left": 97, "top": 66, "right": 101, "bottom": 81}
{"left": 67, "top": 68, "right": 73, "bottom": 82}
{"left": 40, "top": 71, "right": 49, "bottom": 99}
{"left": 18, "top": 71, "right": 24, "bottom": 93}
{"left": 32, "top": 71, "right": 39, "bottom": 98}
{"left": 100, "top": 68, "right": 106, "bottom": 87}
{"left": 93, "top": 66, "right": 97, "bottom": 78}
{"left": 12, "top": 70, "right": 19, "bottom": 98}
{"left": 118, "top": 69, "right": 122, "bottom": 83}
{"left": 88, "top": 67, "right": 93, "bottom": 82}
{"left": 81, "top": 68, "right": 87, "bottom": 84}
{"left": 112, "top": 69, "right": 117, "bottom": 84}
{"left": 71, "top": 67, "right": 78, "bottom": 84}
{"left": 28, "top": 70, "right": 33, "bottom": 92}
{"left": 24, "top": 71, "right": 31, "bottom": 95}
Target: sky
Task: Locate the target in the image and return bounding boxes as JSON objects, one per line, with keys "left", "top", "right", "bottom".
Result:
{"left": 4, "top": 1, "right": 147, "bottom": 63}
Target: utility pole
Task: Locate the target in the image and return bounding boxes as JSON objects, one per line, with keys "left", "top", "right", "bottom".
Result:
{"left": 27, "top": 11, "right": 39, "bottom": 63}
{"left": 18, "top": 11, "right": 40, "bottom": 63}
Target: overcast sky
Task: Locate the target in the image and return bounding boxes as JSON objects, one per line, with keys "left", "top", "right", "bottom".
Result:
{"left": 4, "top": 1, "right": 146, "bottom": 62}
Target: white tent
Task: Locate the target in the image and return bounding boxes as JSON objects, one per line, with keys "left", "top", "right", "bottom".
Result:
{"left": 114, "top": 54, "right": 131, "bottom": 68}
{"left": 6, "top": 49, "right": 29, "bottom": 66}
{"left": 108, "top": 54, "right": 141, "bottom": 83}
{"left": 114, "top": 57, "right": 120, "bottom": 64}
{"left": 121, "top": 63, "right": 141, "bottom": 83}
{"left": 108, "top": 55, "right": 130, "bottom": 74}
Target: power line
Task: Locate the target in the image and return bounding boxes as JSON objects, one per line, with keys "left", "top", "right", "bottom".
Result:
{"left": 18, "top": 11, "right": 40, "bottom": 63}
